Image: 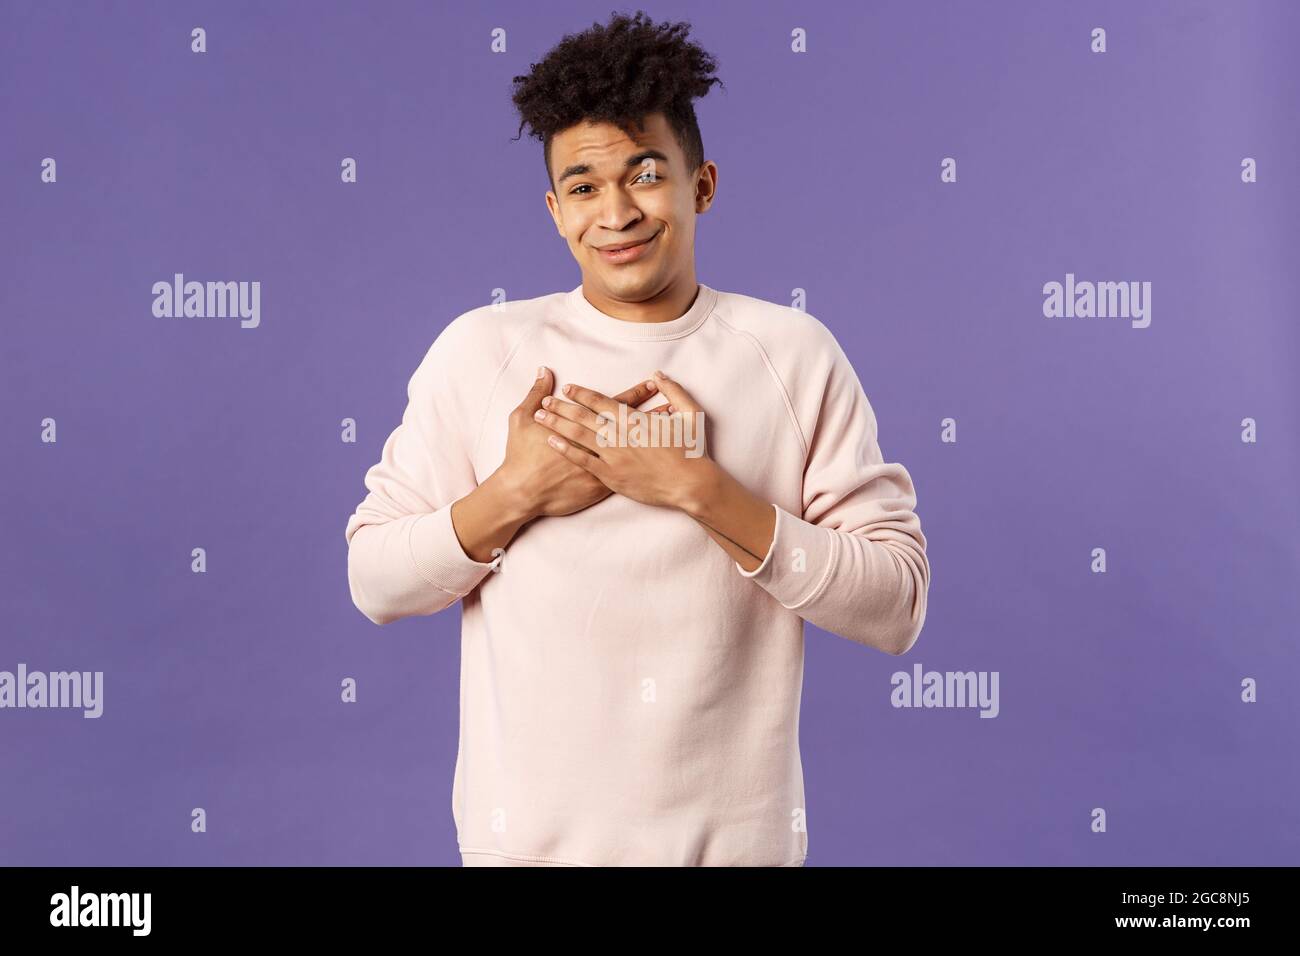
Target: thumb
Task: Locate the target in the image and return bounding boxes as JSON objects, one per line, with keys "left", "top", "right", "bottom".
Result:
{"left": 516, "top": 365, "right": 554, "bottom": 413}
{"left": 651, "top": 370, "right": 699, "bottom": 413}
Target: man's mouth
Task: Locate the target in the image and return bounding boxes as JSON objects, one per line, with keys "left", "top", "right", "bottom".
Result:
{"left": 596, "top": 231, "right": 659, "bottom": 263}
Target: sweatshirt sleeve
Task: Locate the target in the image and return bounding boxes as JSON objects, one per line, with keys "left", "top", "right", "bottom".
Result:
{"left": 344, "top": 319, "right": 500, "bottom": 626}
{"left": 736, "top": 327, "right": 930, "bottom": 655}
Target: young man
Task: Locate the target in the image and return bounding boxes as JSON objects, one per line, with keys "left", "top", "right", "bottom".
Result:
{"left": 344, "top": 11, "right": 930, "bottom": 867}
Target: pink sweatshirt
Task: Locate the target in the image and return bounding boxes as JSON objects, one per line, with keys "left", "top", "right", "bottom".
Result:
{"left": 344, "top": 282, "right": 930, "bottom": 866}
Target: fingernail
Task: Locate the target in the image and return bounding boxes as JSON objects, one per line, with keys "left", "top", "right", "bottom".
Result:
{"left": 541, "top": 396, "right": 551, "bottom": 408}
{"left": 654, "top": 370, "right": 666, "bottom": 380}
{"left": 645, "top": 380, "right": 657, "bottom": 391}
{"left": 537, "top": 366, "right": 546, "bottom": 379}
{"left": 667, "top": 404, "right": 676, "bottom": 413}
{"left": 534, "top": 409, "right": 546, "bottom": 421}
{"left": 563, "top": 384, "right": 573, "bottom": 395}
{"left": 547, "top": 436, "right": 563, "bottom": 449}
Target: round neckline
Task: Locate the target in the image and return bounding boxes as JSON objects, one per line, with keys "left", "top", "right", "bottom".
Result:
{"left": 563, "top": 281, "right": 718, "bottom": 341}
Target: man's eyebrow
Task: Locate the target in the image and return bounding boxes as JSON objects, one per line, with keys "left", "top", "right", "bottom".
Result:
{"left": 556, "top": 149, "right": 671, "bottom": 186}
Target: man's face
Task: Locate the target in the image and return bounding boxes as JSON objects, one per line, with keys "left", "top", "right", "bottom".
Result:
{"left": 545, "top": 112, "right": 715, "bottom": 301}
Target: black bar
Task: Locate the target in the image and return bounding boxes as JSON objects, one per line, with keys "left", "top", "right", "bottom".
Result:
{"left": 0, "top": 865, "right": 1286, "bottom": 940}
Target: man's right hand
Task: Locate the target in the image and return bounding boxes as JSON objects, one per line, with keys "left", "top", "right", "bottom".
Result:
{"left": 495, "top": 366, "right": 662, "bottom": 518}
{"left": 448, "top": 367, "right": 662, "bottom": 561}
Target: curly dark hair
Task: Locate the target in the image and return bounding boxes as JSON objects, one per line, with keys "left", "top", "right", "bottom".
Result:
{"left": 509, "top": 10, "right": 724, "bottom": 188}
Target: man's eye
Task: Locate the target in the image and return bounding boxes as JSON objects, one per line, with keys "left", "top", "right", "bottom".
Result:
{"left": 570, "top": 173, "right": 656, "bottom": 195}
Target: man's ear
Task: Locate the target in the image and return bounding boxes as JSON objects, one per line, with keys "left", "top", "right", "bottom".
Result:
{"left": 694, "top": 160, "right": 718, "bottom": 213}
{"left": 545, "top": 191, "right": 566, "bottom": 237}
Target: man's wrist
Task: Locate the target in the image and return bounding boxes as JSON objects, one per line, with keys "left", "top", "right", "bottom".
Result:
{"left": 482, "top": 467, "right": 536, "bottom": 525}
{"left": 676, "top": 458, "right": 726, "bottom": 521}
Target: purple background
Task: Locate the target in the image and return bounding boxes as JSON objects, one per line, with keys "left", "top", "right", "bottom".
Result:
{"left": 2, "top": 0, "right": 1297, "bottom": 866}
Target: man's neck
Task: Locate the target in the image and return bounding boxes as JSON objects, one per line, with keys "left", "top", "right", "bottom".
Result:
{"left": 580, "top": 275, "right": 700, "bottom": 325}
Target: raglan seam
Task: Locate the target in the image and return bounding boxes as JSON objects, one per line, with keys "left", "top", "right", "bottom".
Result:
{"left": 712, "top": 313, "right": 810, "bottom": 462}
{"left": 468, "top": 304, "right": 556, "bottom": 465}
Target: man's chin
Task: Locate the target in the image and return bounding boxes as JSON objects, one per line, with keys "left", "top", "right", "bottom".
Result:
{"left": 590, "top": 271, "right": 660, "bottom": 299}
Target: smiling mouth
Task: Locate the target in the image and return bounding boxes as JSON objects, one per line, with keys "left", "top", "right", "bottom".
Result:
{"left": 596, "top": 231, "right": 659, "bottom": 262}
{"left": 599, "top": 233, "right": 657, "bottom": 252}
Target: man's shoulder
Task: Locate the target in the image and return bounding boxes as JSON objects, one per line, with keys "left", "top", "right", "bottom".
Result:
{"left": 438, "top": 288, "right": 566, "bottom": 343}
{"left": 711, "top": 287, "right": 846, "bottom": 366}
{"left": 421, "top": 288, "right": 565, "bottom": 371}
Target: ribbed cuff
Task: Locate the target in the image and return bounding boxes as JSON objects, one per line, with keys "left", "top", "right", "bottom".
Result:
{"left": 735, "top": 504, "right": 835, "bottom": 609}
{"left": 407, "top": 503, "right": 502, "bottom": 596}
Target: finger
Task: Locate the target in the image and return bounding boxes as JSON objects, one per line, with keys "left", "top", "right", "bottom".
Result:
{"left": 515, "top": 365, "right": 554, "bottom": 414}
{"left": 642, "top": 401, "right": 671, "bottom": 415}
{"left": 540, "top": 396, "right": 606, "bottom": 433}
{"left": 610, "top": 378, "right": 659, "bottom": 408}
{"left": 650, "top": 370, "right": 700, "bottom": 412}
{"left": 561, "top": 383, "right": 619, "bottom": 417}
{"left": 546, "top": 434, "right": 608, "bottom": 477}
{"left": 533, "top": 407, "right": 602, "bottom": 453}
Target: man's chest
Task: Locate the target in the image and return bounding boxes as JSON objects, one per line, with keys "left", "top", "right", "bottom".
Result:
{"left": 470, "top": 351, "right": 804, "bottom": 503}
